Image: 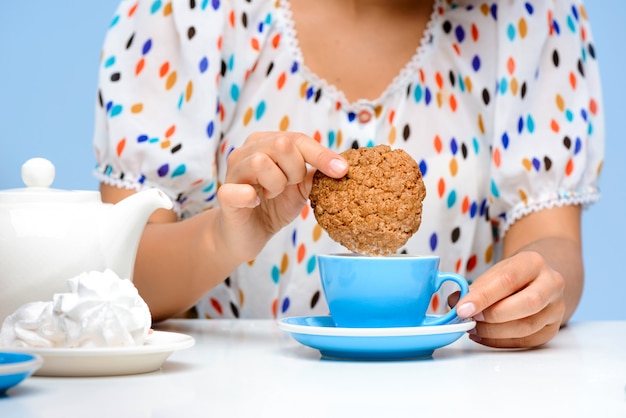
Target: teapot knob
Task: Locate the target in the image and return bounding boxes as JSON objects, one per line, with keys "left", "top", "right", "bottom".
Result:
{"left": 22, "top": 158, "right": 56, "bottom": 188}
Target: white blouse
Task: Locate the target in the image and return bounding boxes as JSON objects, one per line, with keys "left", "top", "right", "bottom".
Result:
{"left": 94, "top": 0, "right": 604, "bottom": 319}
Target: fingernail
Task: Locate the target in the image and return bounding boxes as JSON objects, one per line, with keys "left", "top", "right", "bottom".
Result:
{"left": 456, "top": 302, "right": 476, "bottom": 319}
{"left": 469, "top": 334, "right": 482, "bottom": 343}
{"left": 473, "top": 311, "right": 485, "bottom": 321}
{"left": 329, "top": 158, "right": 348, "bottom": 175}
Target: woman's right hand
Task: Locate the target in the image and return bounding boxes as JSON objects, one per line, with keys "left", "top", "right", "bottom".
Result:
{"left": 215, "top": 132, "right": 348, "bottom": 262}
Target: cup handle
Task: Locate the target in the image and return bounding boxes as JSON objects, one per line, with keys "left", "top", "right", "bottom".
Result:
{"left": 422, "top": 272, "right": 469, "bottom": 326}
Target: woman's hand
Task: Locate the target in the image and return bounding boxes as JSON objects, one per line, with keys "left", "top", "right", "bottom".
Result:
{"left": 456, "top": 251, "right": 566, "bottom": 348}
{"left": 455, "top": 205, "right": 583, "bottom": 349}
{"left": 215, "top": 131, "right": 348, "bottom": 262}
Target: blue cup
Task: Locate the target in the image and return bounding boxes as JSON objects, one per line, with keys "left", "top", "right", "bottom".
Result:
{"left": 317, "top": 253, "right": 469, "bottom": 328}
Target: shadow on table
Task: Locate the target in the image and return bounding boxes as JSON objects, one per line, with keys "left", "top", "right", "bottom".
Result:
{"left": 159, "top": 360, "right": 198, "bottom": 374}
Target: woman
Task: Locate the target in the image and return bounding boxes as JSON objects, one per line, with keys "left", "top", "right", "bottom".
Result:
{"left": 94, "top": 0, "right": 604, "bottom": 348}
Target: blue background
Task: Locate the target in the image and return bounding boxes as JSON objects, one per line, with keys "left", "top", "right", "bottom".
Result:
{"left": 0, "top": 2, "right": 623, "bottom": 321}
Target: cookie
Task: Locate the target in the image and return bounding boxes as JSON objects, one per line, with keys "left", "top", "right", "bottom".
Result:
{"left": 309, "top": 145, "right": 426, "bottom": 256}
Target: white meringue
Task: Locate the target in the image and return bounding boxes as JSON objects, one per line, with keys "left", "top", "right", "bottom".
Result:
{"left": 0, "top": 270, "right": 151, "bottom": 348}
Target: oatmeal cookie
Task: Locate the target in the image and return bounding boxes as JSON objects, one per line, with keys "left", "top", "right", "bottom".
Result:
{"left": 309, "top": 145, "right": 426, "bottom": 256}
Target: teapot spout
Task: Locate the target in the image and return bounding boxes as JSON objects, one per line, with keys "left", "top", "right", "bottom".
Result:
{"left": 101, "top": 188, "right": 173, "bottom": 280}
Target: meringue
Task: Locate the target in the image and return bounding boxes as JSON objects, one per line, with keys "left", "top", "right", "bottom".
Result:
{"left": 0, "top": 270, "right": 152, "bottom": 348}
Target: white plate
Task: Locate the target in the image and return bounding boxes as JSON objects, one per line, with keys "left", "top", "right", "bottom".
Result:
{"left": 1, "top": 331, "right": 194, "bottom": 377}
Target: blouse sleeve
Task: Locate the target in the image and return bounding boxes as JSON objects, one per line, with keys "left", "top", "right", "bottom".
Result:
{"left": 488, "top": 0, "right": 604, "bottom": 237}
{"left": 92, "top": 0, "right": 229, "bottom": 218}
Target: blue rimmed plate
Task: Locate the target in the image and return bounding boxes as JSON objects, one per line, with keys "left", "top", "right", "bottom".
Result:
{"left": 278, "top": 315, "right": 476, "bottom": 360}
{"left": 0, "top": 352, "right": 43, "bottom": 395}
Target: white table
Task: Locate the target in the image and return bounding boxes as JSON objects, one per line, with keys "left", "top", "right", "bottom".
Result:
{"left": 3, "top": 319, "right": 626, "bottom": 417}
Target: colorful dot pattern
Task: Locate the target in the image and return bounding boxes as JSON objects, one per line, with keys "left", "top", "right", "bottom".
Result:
{"left": 93, "top": 0, "right": 604, "bottom": 319}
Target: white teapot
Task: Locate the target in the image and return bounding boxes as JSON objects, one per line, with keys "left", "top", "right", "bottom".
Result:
{"left": 0, "top": 158, "right": 173, "bottom": 322}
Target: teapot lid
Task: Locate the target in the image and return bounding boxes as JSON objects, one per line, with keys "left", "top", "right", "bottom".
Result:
{"left": 0, "top": 158, "right": 100, "bottom": 204}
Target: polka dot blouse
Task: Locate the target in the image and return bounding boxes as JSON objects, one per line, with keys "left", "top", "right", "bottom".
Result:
{"left": 94, "top": 0, "right": 605, "bottom": 319}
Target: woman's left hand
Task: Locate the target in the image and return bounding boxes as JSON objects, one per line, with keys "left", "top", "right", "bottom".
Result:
{"left": 455, "top": 250, "right": 566, "bottom": 348}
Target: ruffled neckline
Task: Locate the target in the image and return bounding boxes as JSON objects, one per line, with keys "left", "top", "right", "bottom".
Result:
{"left": 276, "top": 0, "right": 442, "bottom": 111}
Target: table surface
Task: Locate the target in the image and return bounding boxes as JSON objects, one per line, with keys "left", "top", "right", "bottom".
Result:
{"left": 3, "top": 319, "right": 626, "bottom": 417}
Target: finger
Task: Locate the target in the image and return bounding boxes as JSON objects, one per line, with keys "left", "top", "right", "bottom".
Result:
{"left": 242, "top": 132, "right": 348, "bottom": 178}
{"left": 290, "top": 133, "right": 348, "bottom": 178}
{"left": 478, "top": 269, "right": 565, "bottom": 324}
{"left": 227, "top": 132, "right": 347, "bottom": 187}
{"left": 471, "top": 301, "right": 564, "bottom": 340}
{"left": 226, "top": 138, "right": 306, "bottom": 187}
{"left": 469, "top": 321, "right": 561, "bottom": 349}
{"left": 246, "top": 152, "right": 292, "bottom": 199}
{"left": 456, "top": 252, "right": 543, "bottom": 320}
{"left": 259, "top": 134, "right": 308, "bottom": 185}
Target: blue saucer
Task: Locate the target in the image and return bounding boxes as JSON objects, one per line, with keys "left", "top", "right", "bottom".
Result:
{"left": 278, "top": 316, "right": 476, "bottom": 360}
{"left": 0, "top": 352, "right": 43, "bottom": 395}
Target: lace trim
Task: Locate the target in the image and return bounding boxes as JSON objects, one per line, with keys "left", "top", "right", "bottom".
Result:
{"left": 499, "top": 190, "right": 601, "bottom": 238}
{"left": 276, "top": 0, "right": 442, "bottom": 111}
{"left": 94, "top": 170, "right": 183, "bottom": 217}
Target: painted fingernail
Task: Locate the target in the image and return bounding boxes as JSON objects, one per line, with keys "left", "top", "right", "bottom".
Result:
{"left": 456, "top": 302, "right": 476, "bottom": 319}
{"left": 473, "top": 311, "right": 485, "bottom": 321}
{"left": 329, "top": 158, "right": 348, "bottom": 175}
{"left": 469, "top": 334, "right": 482, "bottom": 343}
